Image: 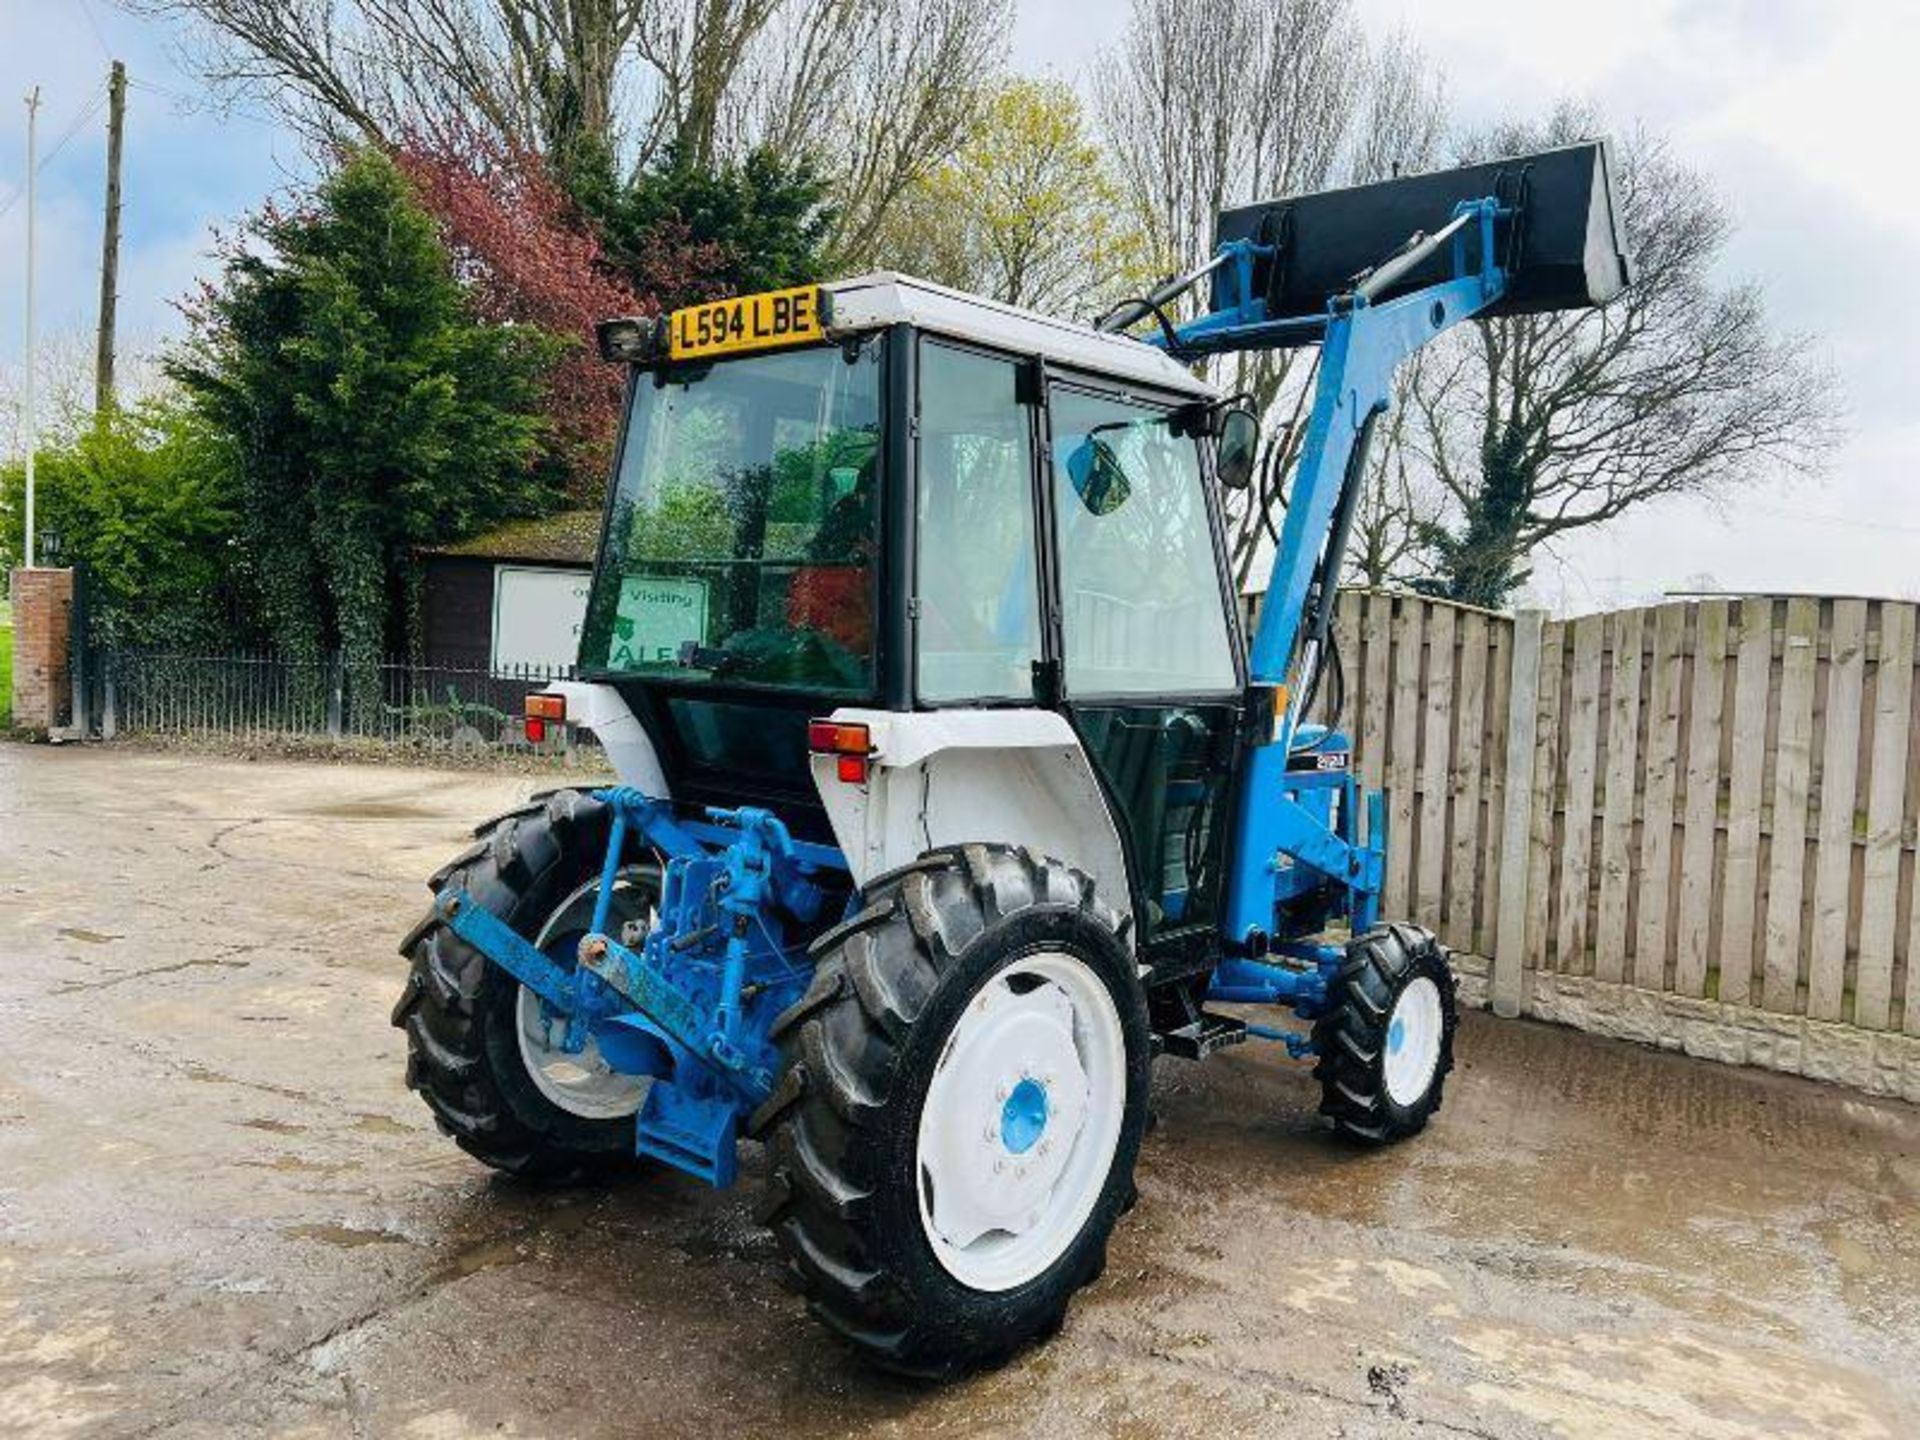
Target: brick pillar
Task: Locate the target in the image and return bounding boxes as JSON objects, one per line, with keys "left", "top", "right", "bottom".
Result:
{"left": 8, "top": 567, "right": 74, "bottom": 736}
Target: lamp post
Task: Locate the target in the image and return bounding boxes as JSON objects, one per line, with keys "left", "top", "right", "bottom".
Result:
{"left": 22, "top": 85, "right": 39, "bottom": 571}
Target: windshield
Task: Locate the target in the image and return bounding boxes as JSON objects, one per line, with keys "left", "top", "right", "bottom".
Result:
{"left": 579, "top": 338, "right": 883, "bottom": 693}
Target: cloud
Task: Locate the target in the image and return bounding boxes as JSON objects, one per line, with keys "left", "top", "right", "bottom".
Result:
{"left": 1347, "top": 0, "right": 1918, "bottom": 608}
{"left": 1671, "top": 0, "right": 1836, "bottom": 59}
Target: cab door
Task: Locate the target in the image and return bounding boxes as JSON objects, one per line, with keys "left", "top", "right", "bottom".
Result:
{"left": 1043, "top": 381, "right": 1246, "bottom": 955}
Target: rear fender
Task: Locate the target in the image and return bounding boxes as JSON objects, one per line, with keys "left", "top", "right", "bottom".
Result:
{"left": 543, "top": 681, "right": 670, "bottom": 799}
{"left": 810, "top": 708, "right": 1132, "bottom": 947}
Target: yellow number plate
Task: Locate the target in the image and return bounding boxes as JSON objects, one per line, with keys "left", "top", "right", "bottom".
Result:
{"left": 667, "top": 285, "right": 826, "bottom": 361}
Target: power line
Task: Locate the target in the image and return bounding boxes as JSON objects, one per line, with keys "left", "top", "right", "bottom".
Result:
{"left": 74, "top": 0, "right": 114, "bottom": 63}
{"left": 0, "top": 80, "right": 110, "bottom": 224}
{"left": 126, "top": 75, "right": 283, "bottom": 130}
{"left": 38, "top": 84, "right": 110, "bottom": 171}
{"left": 126, "top": 77, "right": 191, "bottom": 103}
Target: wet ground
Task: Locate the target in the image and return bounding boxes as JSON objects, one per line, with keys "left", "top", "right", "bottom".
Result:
{"left": 0, "top": 745, "right": 1916, "bottom": 1439}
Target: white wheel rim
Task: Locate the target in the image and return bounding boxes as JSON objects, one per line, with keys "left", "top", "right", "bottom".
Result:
{"left": 915, "top": 951, "right": 1126, "bottom": 1293}
{"left": 514, "top": 868, "right": 655, "bottom": 1121}
{"left": 1382, "top": 975, "right": 1444, "bottom": 1108}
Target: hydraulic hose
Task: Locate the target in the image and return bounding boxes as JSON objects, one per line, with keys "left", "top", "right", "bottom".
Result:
{"left": 1290, "top": 404, "right": 1378, "bottom": 749}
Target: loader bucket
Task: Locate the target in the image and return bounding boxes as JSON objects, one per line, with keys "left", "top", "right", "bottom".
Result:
{"left": 1213, "top": 139, "right": 1630, "bottom": 319}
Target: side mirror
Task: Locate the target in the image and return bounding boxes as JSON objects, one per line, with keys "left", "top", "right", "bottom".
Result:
{"left": 1216, "top": 407, "right": 1260, "bottom": 490}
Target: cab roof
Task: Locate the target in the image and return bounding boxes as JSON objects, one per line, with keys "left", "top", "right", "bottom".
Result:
{"left": 822, "top": 272, "right": 1218, "bottom": 401}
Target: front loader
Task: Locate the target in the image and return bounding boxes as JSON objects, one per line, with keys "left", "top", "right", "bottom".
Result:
{"left": 394, "top": 142, "right": 1629, "bottom": 1375}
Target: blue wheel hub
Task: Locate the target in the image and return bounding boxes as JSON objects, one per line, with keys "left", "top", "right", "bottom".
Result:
{"left": 999, "top": 1078, "right": 1050, "bottom": 1155}
{"left": 1388, "top": 1016, "right": 1406, "bottom": 1055}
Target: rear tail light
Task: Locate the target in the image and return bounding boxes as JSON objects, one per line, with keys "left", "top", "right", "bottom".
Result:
{"left": 525, "top": 693, "right": 566, "bottom": 744}
{"left": 809, "top": 719, "right": 873, "bottom": 784}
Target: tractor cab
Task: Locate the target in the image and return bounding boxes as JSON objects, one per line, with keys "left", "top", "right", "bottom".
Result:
{"left": 576, "top": 276, "right": 1257, "bottom": 957}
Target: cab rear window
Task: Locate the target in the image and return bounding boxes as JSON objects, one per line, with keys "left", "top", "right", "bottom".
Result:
{"left": 579, "top": 339, "right": 883, "bottom": 696}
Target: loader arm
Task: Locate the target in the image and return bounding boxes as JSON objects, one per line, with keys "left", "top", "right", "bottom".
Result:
{"left": 1109, "top": 140, "right": 1628, "bottom": 964}
{"left": 1109, "top": 199, "right": 1512, "bottom": 954}
{"left": 1134, "top": 198, "right": 1508, "bottom": 731}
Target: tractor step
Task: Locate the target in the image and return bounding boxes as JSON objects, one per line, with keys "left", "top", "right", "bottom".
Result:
{"left": 1158, "top": 1009, "right": 1250, "bottom": 1061}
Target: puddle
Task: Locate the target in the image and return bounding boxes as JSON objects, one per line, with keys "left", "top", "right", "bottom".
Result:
{"left": 281, "top": 1223, "right": 408, "bottom": 1248}
{"left": 306, "top": 800, "right": 432, "bottom": 820}
{"left": 52, "top": 955, "right": 249, "bottom": 994}
{"left": 444, "top": 1238, "right": 524, "bottom": 1277}
{"left": 352, "top": 1113, "right": 413, "bottom": 1137}
{"left": 206, "top": 1275, "right": 274, "bottom": 1295}
{"left": 56, "top": 928, "right": 120, "bottom": 945}
{"left": 237, "top": 1155, "right": 347, "bottom": 1175}
{"left": 240, "top": 1118, "right": 307, "bottom": 1136}
{"left": 1459, "top": 1322, "right": 1898, "bottom": 1438}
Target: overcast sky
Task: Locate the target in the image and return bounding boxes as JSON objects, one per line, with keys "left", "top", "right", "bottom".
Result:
{"left": 2, "top": 0, "right": 1915, "bottom": 614}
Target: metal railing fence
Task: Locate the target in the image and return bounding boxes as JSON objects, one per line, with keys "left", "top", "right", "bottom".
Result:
{"left": 96, "top": 650, "right": 583, "bottom": 755}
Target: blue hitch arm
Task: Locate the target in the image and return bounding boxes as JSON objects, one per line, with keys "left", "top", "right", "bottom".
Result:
{"left": 431, "top": 883, "right": 776, "bottom": 1102}
{"left": 429, "top": 792, "right": 850, "bottom": 1191}
{"left": 434, "top": 889, "right": 580, "bottom": 1015}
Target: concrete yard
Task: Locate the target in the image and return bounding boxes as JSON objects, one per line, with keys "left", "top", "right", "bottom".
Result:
{"left": 0, "top": 745, "right": 1915, "bottom": 1439}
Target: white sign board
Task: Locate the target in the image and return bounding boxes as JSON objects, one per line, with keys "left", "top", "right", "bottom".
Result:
{"left": 491, "top": 565, "right": 592, "bottom": 672}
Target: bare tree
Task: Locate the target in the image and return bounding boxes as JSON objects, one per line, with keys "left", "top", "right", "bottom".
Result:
{"left": 128, "top": 0, "right": 644, "bottom": 154}
{"left": 1095, "top": 0, "right": 1447, "bottom": 587}
{"left": 1095, "top": 0, "right": 1358, "bottom": 301}
{"left": 1410, "top": 108, "right": 1843, "bottom": 607}
{"left": 783, "top": 0, "right": 1010, "bottom": 266}
{"left": 1343, "top": 30, "right": 1447, "bottom": 186}
{"left": 133, "top": 0, "right": 1007, "bottom": 265}
{"left": 631, "top": 0, "right": 783, "bottom": 169}
{"left": 0, "top": 329, "right": 170, "bottom": 460}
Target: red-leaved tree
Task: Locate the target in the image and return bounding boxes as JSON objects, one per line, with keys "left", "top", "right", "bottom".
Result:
{"left": 393, "top": 128, "right": 730, "bottom": 496}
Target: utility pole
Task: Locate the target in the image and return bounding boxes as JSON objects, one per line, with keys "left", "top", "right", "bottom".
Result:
{"left": 95, "top": 60, "right": 126, "bottom": 423}
{"left": 22, "top": 85, "right": 39, "bottom": 570}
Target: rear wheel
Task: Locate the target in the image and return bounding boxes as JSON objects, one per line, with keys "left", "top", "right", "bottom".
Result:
{"left": 751, "top": 845, "right": 1149, "bottom": 1377}
{"left": 393, "top": 790, "right": 657, "bottom": 1182}
{"left": 1312, "top": 923, "right": 1457, "bottom": 1143}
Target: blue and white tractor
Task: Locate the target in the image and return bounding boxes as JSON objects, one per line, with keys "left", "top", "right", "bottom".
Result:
{"left": 395, "top": 143, "right": 1629, "bottom": 1375}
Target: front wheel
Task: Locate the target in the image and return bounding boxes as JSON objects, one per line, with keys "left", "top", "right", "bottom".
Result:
{"left": 750, "top": 845, "right": 1149, "bottom": 1377}
{"left": 1312, "top": 923, "right": 1457, "bottom": 1143}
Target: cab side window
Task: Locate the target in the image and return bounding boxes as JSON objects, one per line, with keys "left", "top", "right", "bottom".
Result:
{"left": 1049, "top": 388, "right": 1238, "bottom": 695}
{"left": 915, "top": 344, "right": 1044, "bottom": 703}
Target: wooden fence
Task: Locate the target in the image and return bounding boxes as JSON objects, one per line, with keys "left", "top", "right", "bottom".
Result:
{"left": 1321, "top": 590, "right": 1920, "bottom": 1095}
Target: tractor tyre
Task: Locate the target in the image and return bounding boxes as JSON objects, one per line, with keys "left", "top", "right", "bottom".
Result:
{"left": 392, "top": 789, "right": 658, "bottom": 1183}
{"left": 750, "top": 845, "right": 1149, "bottom": 1378}
{"left": 1312, "top": 922, "right": 1457, "bottom": 1143}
